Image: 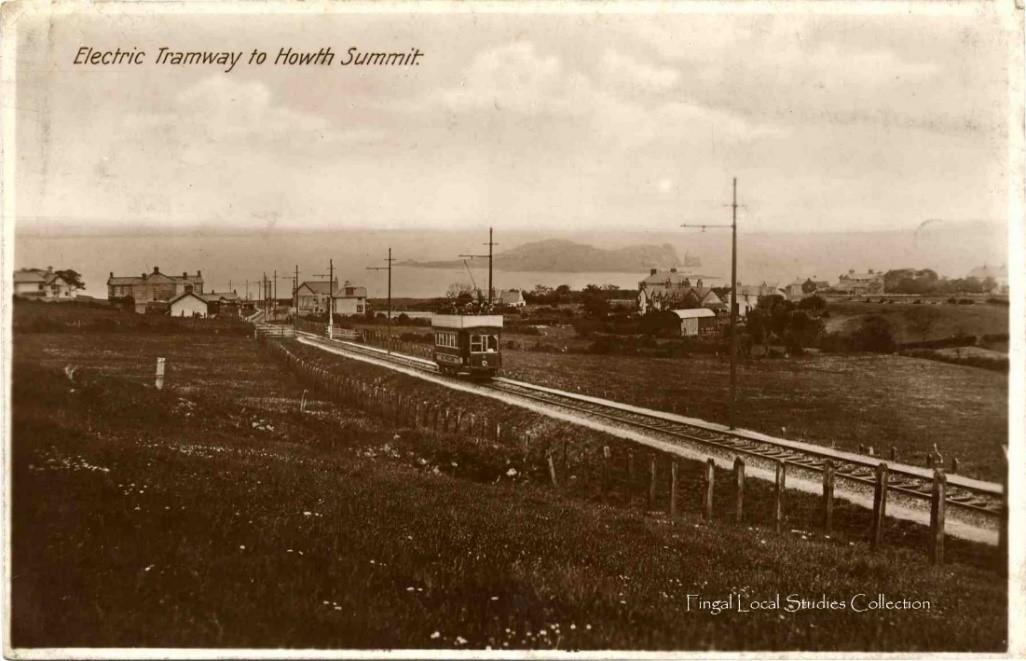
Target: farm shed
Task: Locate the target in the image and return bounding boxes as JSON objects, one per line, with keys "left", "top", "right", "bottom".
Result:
{"left": 671, "top": 308, "right": 717, "bottom": 337}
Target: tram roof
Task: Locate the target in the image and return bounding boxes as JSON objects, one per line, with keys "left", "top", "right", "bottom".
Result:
{"left": 431, "top": 314, "right": 504, "bottom": 330}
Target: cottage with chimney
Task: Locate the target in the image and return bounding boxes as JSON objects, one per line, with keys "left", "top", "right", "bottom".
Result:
{"left": 637, "top": 268, "right": 722, "bottom": 314}
{"left": 13, "top": 266, "right": 79, "bottom": 300}
{"left": 107, "top": 267, "right": 204, "bottom": 313}
{"left": 834, "top": 269, "right": 884, "bottom": 296}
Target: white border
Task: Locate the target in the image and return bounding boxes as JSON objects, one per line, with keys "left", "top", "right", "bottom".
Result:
{"left": 1, "top": 1, "right": 1023, "bottom": 659}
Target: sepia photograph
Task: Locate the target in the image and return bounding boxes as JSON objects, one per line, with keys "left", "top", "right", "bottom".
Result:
{"left": 1, "top": 0, "right": 1023, "bottom": 656}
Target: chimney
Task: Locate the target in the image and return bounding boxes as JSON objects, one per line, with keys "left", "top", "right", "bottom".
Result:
{"left": 197, "top": 270, "right": 202, "bottom": 278}
{"left": 670, "top": 267, "right": 677, "bottom": 273}
{"left": 109, "top": 271, "right": 114, "bottom": 278}
{"left": 183, "top": 272, "right": 187, "bottom": 278}
{"left": 650, "top": 268, "right": 657, "bottom": 276}
{"left": 46, "top": 265, "right": 53, "bottom": 273}
{"left": 697, "top": 278, "right": 703, "bottom": 288}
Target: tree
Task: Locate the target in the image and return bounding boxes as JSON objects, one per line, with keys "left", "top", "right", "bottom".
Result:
{"left": 905, "top": 306, "right": 942, "bottom": 341}
{"left": 445, "top": 281, "right": 474, "bottom": 300}
{"left": 797, "top": 295, "right": 826, "bottom": 312}
{"left": 581, "top": 284, "right": 610, "bottom": 317}
{"left": 55, "top": 269, "right": 85, "bottom": 290}
{"left": 786, "top": 310, "right": 825, "bottom": 350}
{"left": 852, "top": 315, "right": 896, "bottom": 353}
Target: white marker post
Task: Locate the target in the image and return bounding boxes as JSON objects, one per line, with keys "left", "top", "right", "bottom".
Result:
{"left": 155, "top": 357, "right": 166, "bottom": 390}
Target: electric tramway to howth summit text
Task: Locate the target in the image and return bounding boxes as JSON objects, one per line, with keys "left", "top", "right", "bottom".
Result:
{"left": 73, "top": 46, "right": 424, "bottom": 73}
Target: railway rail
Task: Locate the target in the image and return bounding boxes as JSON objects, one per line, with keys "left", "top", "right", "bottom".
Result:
{"left": 259, "top": 325, "right": 1004, "bottom": 536}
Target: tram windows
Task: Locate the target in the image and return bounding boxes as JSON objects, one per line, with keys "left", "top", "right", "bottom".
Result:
{"left": 486, "top": 335, "right": 498, "bottom": 352}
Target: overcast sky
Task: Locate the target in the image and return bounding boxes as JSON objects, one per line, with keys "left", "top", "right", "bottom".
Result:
{"left": 11, "top": 4, "right": 1020, "bottom": 235}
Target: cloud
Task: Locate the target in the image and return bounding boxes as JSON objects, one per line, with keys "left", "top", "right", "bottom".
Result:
{"left": 425, "top": 41, "right": 783, "bottom": 149}
{"left": 134, "top": 76, "right": 385, "bottom": 154}
{"left": 599, "top": 49, "right": 680, "bottom": 94}
{"left": 432, "top": 42, "right": 587, "bottom": 116}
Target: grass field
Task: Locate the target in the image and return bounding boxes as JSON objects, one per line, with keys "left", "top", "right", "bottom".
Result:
{"left": 823, "top": 300, "right": 1008, "bottom": 345}
{"left": 499, "top": 349, "right": 1007, "bottom": 482}
{"left": 10, "top": 303, "right": 1007, "bottom": 650}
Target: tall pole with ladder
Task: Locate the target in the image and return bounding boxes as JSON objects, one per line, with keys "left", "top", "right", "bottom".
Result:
{"left": 367, "top": 248, "right": 396, "bottom": 352}
{"left": 680, "top": 177, "right": 740, "bottom": 430}
{"left": 730, "top": 177, "right": 738, "bottom": 430}
{"left": 459, "top": 227, "right": 498, "bottom": 306}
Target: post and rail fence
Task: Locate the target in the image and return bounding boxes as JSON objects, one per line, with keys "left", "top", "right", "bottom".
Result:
{"left": 254, "top": 331, "right": 997, "bottom": 569}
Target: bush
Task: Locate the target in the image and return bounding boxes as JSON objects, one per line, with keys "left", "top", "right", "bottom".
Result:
{"left": 851, "top": 316, "right": 896, "bottom": 353}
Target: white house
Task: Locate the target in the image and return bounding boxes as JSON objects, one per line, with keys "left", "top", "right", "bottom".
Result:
{"left": 296, "top": 280, "right": 336, "bottom": 315}
{"left": 332, "top": 281, "right": 368, "bottom": 316}
{"left": 13, "top": 267, "right": 79, "bottom": 300}
{"left": 169, "top": 291, "right": 209, "bottom": 318}
{"left": 498, "top": 289, "right": 526, "bottom": 308}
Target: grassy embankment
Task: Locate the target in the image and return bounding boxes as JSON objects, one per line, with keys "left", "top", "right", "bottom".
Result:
{"left": 10, "top": 304, "right": 1006, "bottom": 650}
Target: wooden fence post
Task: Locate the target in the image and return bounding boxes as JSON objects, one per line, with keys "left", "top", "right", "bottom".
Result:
{"left": 733, "top": 457, "right": 745, "bottom": 524}
{"left": 155, "top": 357, "right": 166, "bottom": 390}
{"left": 774, "top": 461, "right": 786, "bottom": 533}
{"left": 999, "top": 451, "right": 1008, "bottom": 575}
{"left": 647, "top": 454, "right": 657, "bottom": 511}
{"left": 547, "top": 451, "right": 559, "bottom": 489}
{"left": 930, "top": 468, "right": 946, "bottom": 565}
{"left": 871, "top": 462, "right": 888, "bottom": 551}
{"left": 703, "top": 458, "right": 715, "bottom": 521}
{"left": 601, "top": 446, "right": 611, "bottom": 501}
{"left": 822, "top": 460, "right": 835, "bottom": 534}
{"left": 626, "top": 451, "right": 635, "bottom": 507}
{"left": 669, "top": 459, "right": 679, "bottom": 521}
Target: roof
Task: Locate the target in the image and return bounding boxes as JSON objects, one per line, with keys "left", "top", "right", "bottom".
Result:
{"left": 334, "top": 284, "right": 367, "bottom": 298}
{"left": 168, "top": 291, "right": 209, "bottom": 306}
{"left": 671, "top": 308, "right": 716, "bottom": 319}
{"left": 432, "top": 314, "right": 504, "bottom": 330}
{"left": 839, "top": 271, "right": 882, "bottom": 281}
{"left": 640, "top": 271, "right": 713, "bottom": 287}
{"left": 14, "top": 268, "right": 50, "bottom": 284}
{"left": 107, "top": 269, "right": 204, "bottom": 286}
{"left": 498, "top": 289, "right": 525, "bottom": 303}
{"left": 298, "top": 281, "right": 337, "bottom": 295}
{"left": 206, "top": 290, "right": 240, "bottom": 301}
{"left": 967, "top": 264, "right": 1007, "bottom": 280}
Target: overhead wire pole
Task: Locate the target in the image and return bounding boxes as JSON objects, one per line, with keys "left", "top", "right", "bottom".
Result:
{"left": 292, "top": 265, "right": 300, "bottom": 329}
{"left": 459, "top": 226, "right": 498, "bottom": 306}
{"left": 314, "top": 260, "right": 336, "bottom": 339}
{"left": 680, "top": 177, "right": 740, "bottom": 430}
{"left": 366, "top": 248, "right": 396, "bottom": 353}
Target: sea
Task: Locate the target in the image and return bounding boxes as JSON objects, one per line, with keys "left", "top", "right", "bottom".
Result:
{"left": 13, "top": 225, "right": 1006, "bottom": 301}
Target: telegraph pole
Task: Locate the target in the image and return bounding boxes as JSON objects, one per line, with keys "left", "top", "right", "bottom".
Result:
{"left": 273, "top": 269, "right": 278, "bottom": 320}
{"left": 314, "top": 260, "right": 336, "bottom": 339}
{"left": 292, "top": 265, "right": 300, "bottom": 328}
{"left": 459, "top": 226, "right": 498, "bottom": 305}
{"left": 681, "top": 177, "right": 740, "bottom": 430}
{"left": 367, "top": 248, "right": 396, "bottom": 352}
